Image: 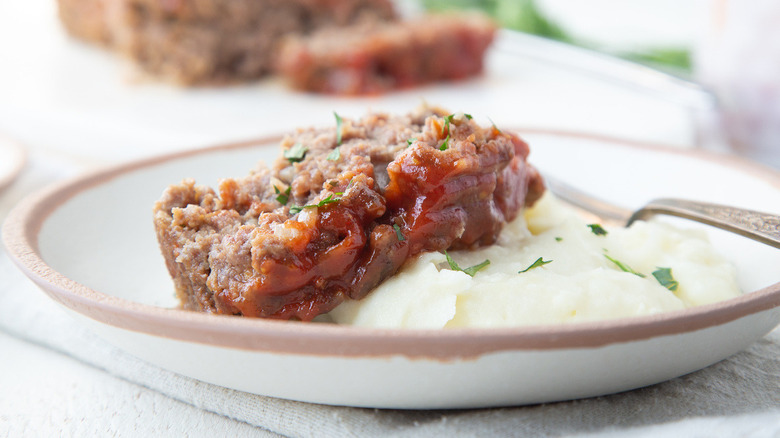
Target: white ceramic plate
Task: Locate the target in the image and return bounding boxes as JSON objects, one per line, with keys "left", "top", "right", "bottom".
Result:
{"left": 4, "top": 132, "right": 780, "bottom": 409}
{"left": 0, "top": 135, "right": 26, "bottom": 193}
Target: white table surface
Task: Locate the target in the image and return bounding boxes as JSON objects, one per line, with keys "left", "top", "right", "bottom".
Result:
{"left": 1, "top": 1, "right": 778, "bottom": 437}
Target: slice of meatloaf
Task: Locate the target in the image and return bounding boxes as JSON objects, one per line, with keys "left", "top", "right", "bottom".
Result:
{"left": 275, "top": 13, "right": 496, "bottom": 95}
{"left": 56, "top": 0, "right": 397, "bottom": 84}
{"left": 153, "top": 106, "right": 545, "bottom": 320}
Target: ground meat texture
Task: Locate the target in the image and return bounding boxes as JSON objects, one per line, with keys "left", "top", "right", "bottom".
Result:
{"left": 275, "top": 13, "right": 496, "bottom": 95}
{"left": 154, "top": 106, "right": 544, "bottom": 320}
{"left": 56, "top": 0, "right": 397, "bottom": 84}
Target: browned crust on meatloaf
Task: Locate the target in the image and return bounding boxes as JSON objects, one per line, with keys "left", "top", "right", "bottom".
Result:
{"left": 122, "top": 0, "right": 395, "bottom": 26}
{"left": 154, "top": 106, "right": 544, "bottom": 320}
{"left": 57, "top": 0, "right": 397, "bottom": 84}
{"left": 275, "top": 13, "right": 496, "bottom": 95}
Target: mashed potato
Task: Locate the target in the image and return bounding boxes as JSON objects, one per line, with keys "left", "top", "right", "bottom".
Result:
{"left": 327, "top": 193, "right": 741, "bottom": 328}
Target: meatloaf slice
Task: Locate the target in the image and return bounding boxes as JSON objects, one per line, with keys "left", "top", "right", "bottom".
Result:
{"left": 154, "top": 106, "right": 544, "bottom": 320}
{"left": 57, "top": 0, "right": 397, "bottom": 84}
{"left": 275, "top": 13, "right": 496, "bottom": 95}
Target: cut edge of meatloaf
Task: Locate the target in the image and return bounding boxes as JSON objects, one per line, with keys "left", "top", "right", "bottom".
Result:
{"left": 274, "top": 12, "right": 497, "bottom": 95}
{"left": 153, "top": 105, "right": 544, "bottom": 321}
{"left": 56, "top": 0, "right": 398, "bottom": 85}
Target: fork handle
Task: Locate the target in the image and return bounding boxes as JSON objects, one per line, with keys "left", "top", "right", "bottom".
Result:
{"left": 628, "top": 199, "right": 780, "bottom": 249}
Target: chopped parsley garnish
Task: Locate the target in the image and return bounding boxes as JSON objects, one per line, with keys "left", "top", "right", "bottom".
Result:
{"left": 604, "top": 254, "right": 645, "bottom": 277}
{"left": 588, "top": 224, "right": 608, "bottom": 236}
{"left": 442, "top": 114, "right": 455, "bottom": 136}
{"left": 274, "top": 185, "right": 291, "bottom": 205}
{"left": 392, "top": 224, "right": 405, "bottom": 241}
{"left": 438, "top": 113, "right": 471, "bottom": 151}
{"left": 284, "top": 143, "right": 308, "bottom": 163}
{"left": 652, "top": 267, "right": 679, "bottom": 291}
{"left": 518, "top": 257, "right": 553, "bottom": 273}
{"left": 406, "top": 138, "right": 417, "bottom": 146}
{"left": 555, "top": 237, "right": 563, "bottom": 242}
{"left": 444, "top": 251, "right": 490, "bottom": 277}
{"left": 289, "top": 192, "right": 343, "bottom": 214}
{"left": 439, "top": 134, "right": 450, "bottom": 151}
{"left": 327, "top": 147, "right": 340, "bottom": 161}
{"left": 334, "top": 112, "right": 344, "bottom": 146}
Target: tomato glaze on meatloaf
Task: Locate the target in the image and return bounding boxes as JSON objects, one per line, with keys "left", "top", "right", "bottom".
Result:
{"left": 275, "top": 13, "right": 496, "bottom": 95}
{"left": 153, "top": 106, "right": 545, "bottom": 320}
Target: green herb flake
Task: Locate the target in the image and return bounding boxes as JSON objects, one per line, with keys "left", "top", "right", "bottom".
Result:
{"left": 284, "top": 143, "right": 308, "bottom": 163}
{"left": 334, "top": 112, "right": 344, "bottom": 146}
{"left": 317, "top": 192, "right": 342, "bottom": 207}
{"left": 555, "top": 237, "right": 563, "bottom": 242}
{"left": 288, "top": 205, "right": 305, "bottom": 214}
{"left": 518, "top": 257, "right": 553, "bottom": 273}
{"left": 406, "top": 138, "right": 417, "bottom": 146}
{"left": 444, "top": 251, "right": 490, "bottom": 277}
{"left": 274, "top": 185, "right": 291, "bottom": 205}
{"left": 327, "top": 147, "right": 340, "bottom": 161}
{"left": 442, "top": 114, "right": 455, "bottom": 135}
{"left": 604, "top": 254, "right": 645, "bottom": 278}
{"left": 392, "top": 224, "right": 405, "bottom": 241}
{"left": 438, "top": 113, "right": 469, "bottom": 150}
{"left": 439, "top": 134, "right": 450, "bottom": 151}
{"left": 289, "top": 192, "right": 343, "bottom": 214}
{"left": 442, "top": 114, "right": 455, "bottom": 129}
{"left": 652, "top": 267, "right": 679, "bottom": 291}
{"left": 463, "top": 259, "right": 491, "bottom": 277}
{"left": 587, "top": 224, "right": 608, "bottom": 236}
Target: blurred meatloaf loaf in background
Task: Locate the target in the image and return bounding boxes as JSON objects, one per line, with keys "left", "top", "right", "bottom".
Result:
{"left": 275, "top": 13, "right": 496, "bottom": 95}
{"left": 153, "top": 106, "right": 544, "bottom": 320}
{"left": 56, "top": 0, "right": 398, "bottom": 84}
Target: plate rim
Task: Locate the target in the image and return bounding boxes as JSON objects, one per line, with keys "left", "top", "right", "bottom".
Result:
{"left": 3, "top": 130, "right": 780, "bottom": 360}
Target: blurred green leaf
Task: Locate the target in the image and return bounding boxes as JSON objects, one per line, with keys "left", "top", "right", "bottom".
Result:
{"left": 621, "top": 48, "right": 692, "bottom": 72}
{"left": 421, "top": 0, "right": 572, "bottom": 42}
{"left": 421, "top": 0, "right": 691, "bottom": 73}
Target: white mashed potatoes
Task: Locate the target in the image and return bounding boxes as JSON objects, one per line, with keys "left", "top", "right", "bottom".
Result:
{"left": 327, "top": 193, "right": 741, "bottom": 328}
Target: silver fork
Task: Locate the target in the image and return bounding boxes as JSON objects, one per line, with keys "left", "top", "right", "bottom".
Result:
{"left": 544, "top": 175, "right": 780, "bottom": 250}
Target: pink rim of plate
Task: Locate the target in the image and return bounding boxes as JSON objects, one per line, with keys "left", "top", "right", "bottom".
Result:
{"left": 3, "top": 131, "right": 780, "bottom": 360}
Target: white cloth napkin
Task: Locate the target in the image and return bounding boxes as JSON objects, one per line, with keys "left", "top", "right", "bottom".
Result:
{"left": 1, "top": 151, "right": 779, "bottom": 437}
